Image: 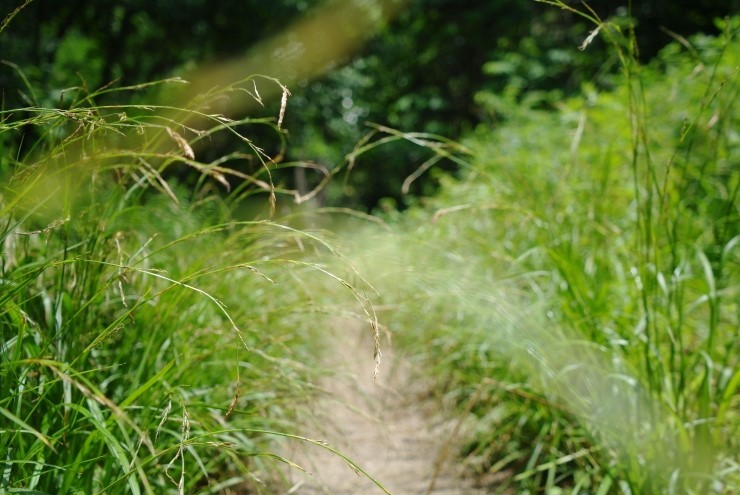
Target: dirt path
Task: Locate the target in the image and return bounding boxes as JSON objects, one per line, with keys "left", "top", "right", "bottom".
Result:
{"left": 279, "top": 320, "right": 486, "bottom": 495}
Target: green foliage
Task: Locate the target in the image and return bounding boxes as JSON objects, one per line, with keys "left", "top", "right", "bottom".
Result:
{"left": 351, "top": 16, "right": 738, "bottom": 494}
{"left": 284, "top": 0, "right": 736, "bottom": 209}
{"left": 3, "top": 0, "right": 735, "bottom": 211}
{"left": 1, "top": 3, "right": 737, "bottom": 493}
{"left": 0, "top": 77, "right": 379, "bottom": 493}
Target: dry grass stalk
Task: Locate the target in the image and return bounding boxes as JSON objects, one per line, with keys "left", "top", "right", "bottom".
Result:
{"left": 277, "top": 85, "right": 291, "bottom": 129}
{"left": 167, "top": 127, "right": 195, "bottom": 160}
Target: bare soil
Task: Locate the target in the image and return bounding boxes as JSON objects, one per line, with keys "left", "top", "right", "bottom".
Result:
{"left": 277, "top": 320, "right": 486, "bottom": 495}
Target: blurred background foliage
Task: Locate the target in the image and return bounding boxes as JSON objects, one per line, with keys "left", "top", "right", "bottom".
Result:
{"left": 0, "top": 0, "right": 736, "bottom": 209}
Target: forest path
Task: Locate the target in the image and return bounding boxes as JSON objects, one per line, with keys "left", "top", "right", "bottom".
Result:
{"left": 279, "top": 319, "right": 486, "bottom": 495}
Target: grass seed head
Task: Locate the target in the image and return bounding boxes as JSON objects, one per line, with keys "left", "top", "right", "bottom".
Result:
{"left": 278, "top": 85, "right": 291, "bottom": 129}
{"left": 167, "top": 127, "right": 195, "bottom": 160}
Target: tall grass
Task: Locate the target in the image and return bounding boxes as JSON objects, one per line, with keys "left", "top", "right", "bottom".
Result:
{"left": 0, "top": 74, "right": 381, "bottom": 493}
{"left": 2, "top": 4, "right": 736, "bottom": 494}
{"left": 344, "top": 10, "right": 738, "bottom": 494}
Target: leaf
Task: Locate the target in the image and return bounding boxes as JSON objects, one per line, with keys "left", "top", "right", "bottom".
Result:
{"left": 119, "top": 360, "right": 175, "bottom": 408}
{"left": 0, "top": 407, "right": 57, "bottom": 453}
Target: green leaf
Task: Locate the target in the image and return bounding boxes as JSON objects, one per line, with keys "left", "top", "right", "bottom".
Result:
{"left": 119, "top": 360, "right": 175, "bottom": 408}
{"left": 0, "top": 407, "right": 57, "bottom": 453}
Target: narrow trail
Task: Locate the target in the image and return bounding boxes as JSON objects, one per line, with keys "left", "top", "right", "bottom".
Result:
{"left": 279, "top": 320, "right": 486, "bottom": 495}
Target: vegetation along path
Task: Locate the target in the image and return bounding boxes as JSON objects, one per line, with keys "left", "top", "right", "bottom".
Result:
{"left": 280, "top": 320, "right": 486, "bottom": 494}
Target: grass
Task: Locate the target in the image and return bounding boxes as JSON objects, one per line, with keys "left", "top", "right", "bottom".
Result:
{"left": 0, "top": 74, "right": 383, "bottom": 493}
{"left": 340, "top": 10, "right": 738, "bottom": 495}
{"left": 1, "top": 3, "right": 737, "bottom": 494}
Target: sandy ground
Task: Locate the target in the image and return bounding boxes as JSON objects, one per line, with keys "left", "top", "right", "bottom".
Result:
{"left": 276, "top": 320, "right": 486, "bottom": 495}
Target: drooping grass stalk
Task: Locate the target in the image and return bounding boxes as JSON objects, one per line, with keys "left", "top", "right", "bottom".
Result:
{"left": 344, "top": 7, "right": 737, "bottom": 493}
{"left": 0, "top": 71, "right": 386, "bottom": 493}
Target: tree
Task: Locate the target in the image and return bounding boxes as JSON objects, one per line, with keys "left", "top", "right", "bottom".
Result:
{"left": 1, "top": 0, "right": 735, "bottom": 209}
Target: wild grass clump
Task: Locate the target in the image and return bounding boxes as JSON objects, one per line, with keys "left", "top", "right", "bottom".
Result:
{"left": 348, "top": 13, "right": 737, "bottom": 495}
{"left": 0, "top": 75, "right": 377, "bottom": 493}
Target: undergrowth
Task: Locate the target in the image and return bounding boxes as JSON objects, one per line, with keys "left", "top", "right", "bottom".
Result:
{"left": 0, "top": 74, "right": 380, "bottom": 493}
{"left": 345, "top": 11, "right": 738, "bottom": 495}
{"left": 1, "top": 3, "right": 737, "bottom": 495}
